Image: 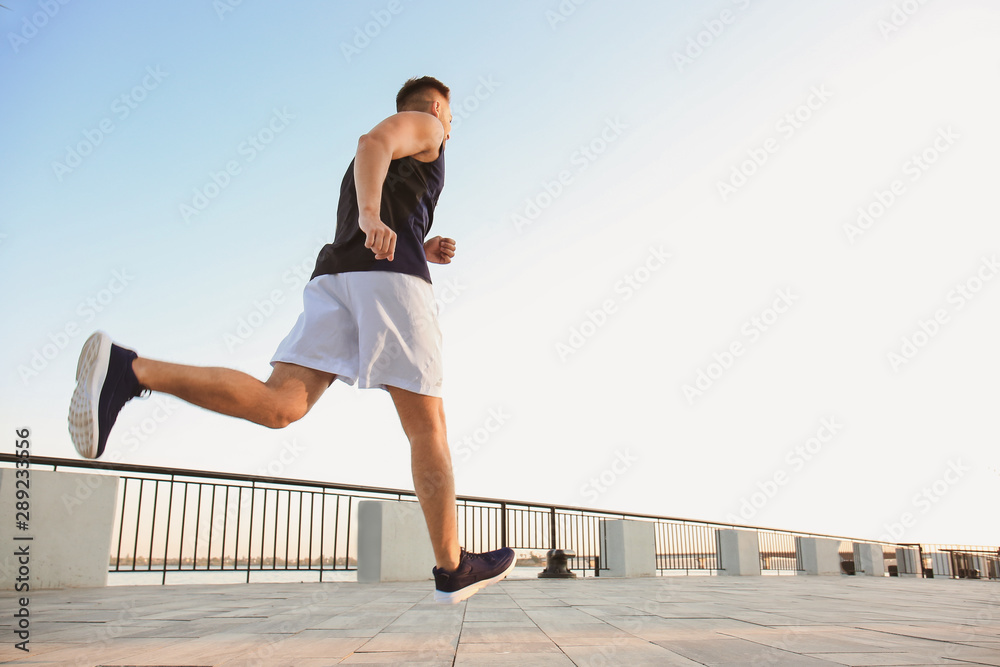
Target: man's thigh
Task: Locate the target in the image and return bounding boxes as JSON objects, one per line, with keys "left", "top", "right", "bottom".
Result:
{"left": 386, "top": 385, "right": 446, "bottom": 439}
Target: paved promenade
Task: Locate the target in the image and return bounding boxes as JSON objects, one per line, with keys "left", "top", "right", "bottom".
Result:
{"left": 2, "top": 574, "right": 999, "bottom": 666}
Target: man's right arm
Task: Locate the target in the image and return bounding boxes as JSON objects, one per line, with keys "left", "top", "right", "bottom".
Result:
{"left": 354, "top": 112, "right": 445, "bottom": 261}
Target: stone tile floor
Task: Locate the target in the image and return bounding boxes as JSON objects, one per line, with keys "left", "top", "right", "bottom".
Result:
{"left": 1, "top": 574, "right": 998, "bottom": 666}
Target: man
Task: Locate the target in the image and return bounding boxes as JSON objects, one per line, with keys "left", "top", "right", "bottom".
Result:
{"left": 68, "top": 76, "right": 515, "bottom": 604}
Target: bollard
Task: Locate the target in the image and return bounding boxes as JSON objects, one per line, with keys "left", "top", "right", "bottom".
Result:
{"left": 538, "top": 549, "right": 577, "bottom": 578}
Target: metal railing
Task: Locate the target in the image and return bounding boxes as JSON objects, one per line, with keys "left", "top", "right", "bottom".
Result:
{"left": 759, "top": 530, "right": 802, "bottom": 572}
{"left": 909, "top": 544, "right": 1000, "bottom": 580}
{"left": 4, "top": 454, "right": 998, "bottom": 584}
{"left": 654, "top": 520, "right": 721, "bottom": 572}
{"left": 838, "top": 540, "right": 855, "bottom": 574}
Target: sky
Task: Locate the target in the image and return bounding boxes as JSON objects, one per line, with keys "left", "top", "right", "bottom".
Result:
{"left": 2, "top": 0, "right": 999, "bottom": 548}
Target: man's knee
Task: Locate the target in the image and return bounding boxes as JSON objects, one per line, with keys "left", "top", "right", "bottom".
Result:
{"left": 264, "top": 399, "right": 308, "bottom": 429}
{"left": 405, "top": 428, "right": 448, "bottom": 451}
{"left": 400, "top": 413, "right": 447, "bottom": 444}
{"left": 261, "top": 365, "right": 331, "bottom": 428}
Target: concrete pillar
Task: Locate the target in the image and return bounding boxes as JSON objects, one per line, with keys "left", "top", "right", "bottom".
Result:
{"left": 599, "top": 519, "right": 656, "bottom": 577}
{"left": 0, "top": 469, "right": 119, "bottom": 590}
{"left": 357, "top": 500, "right": 436, "bottom": 583}
{"left": 719, "top": 529, "right": 760, "bottom": 576}
{"left": 854, "top": 543, "right": 886, "bottom": 577}
{"left": 895, "top": 547, "right": 920, "bottom": 578}
{"left": 797, "top": 537, "right": 842, "bottom": 575}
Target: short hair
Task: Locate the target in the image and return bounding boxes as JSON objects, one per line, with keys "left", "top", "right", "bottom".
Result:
{"left": 395, "top": 76, "right": 450, "bottom": 112}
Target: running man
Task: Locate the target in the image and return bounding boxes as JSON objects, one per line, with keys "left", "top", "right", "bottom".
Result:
{"left": 67, "top": 76, "right": 515, "bottom": 604}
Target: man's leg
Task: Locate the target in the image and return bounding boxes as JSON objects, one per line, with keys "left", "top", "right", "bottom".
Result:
{"left": 70, "top": 329, "right": 337, "bottom": 459}
{"left": 386, "top": 385, "right": 461, "bottom": 572}
{"left": 134, "top": 359, "right": 335, "bottom": 429}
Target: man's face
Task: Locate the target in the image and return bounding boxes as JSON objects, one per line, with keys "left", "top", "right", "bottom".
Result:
{"left": 433, "top": 94, "right": 453, "bottom": 144}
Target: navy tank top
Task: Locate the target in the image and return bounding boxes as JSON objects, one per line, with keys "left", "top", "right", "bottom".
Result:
{"left": 311, "top": 145, "right": 445, "bottom": 284}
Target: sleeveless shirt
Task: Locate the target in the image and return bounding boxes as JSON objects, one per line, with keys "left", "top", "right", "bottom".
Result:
{"left": 311, "top": 145, "right": 445, "bottom": 284}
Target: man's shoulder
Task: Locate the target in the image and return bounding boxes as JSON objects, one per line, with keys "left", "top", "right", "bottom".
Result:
{"left": 367, "top": 112, "right": 444, "bottom": 162}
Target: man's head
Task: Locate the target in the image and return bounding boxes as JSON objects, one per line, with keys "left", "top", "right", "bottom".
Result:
{"left": 396, "top": 76, "right": 452, "bottom": 142}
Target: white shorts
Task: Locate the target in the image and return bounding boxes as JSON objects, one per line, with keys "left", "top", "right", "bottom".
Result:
{"left": 271, "top": 271, "right": 443, "bottom": 397}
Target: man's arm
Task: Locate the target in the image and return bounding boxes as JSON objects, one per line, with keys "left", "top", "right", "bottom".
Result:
{"left": 355, "top": 111, "right": 445, "bottom": 261}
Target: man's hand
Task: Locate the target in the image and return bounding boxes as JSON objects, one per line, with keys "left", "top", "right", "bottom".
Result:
{"left": 360, "top": 213, "right": 396, "bottom": 261}
{"left": 424, "top": 236, "right": 456, "bottom": 264}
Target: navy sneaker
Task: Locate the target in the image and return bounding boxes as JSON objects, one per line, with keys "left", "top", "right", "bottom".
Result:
{"left": 433, "top": 547, "right": 516, "bottom": 604}
{"left": 68, "top": 331, "right": 146, "bottom": 459}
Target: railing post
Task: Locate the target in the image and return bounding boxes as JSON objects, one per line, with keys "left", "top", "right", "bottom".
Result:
{"left": 549, "top": 507, "right": 557, "bottom": 550}
{"left": 797, "top": 537, "right": 841, "bottom": 575}
{"left": 599, "top": 519, "right": 656, "bottom": 577}
{"left": 0, "top": 468, "right": 118, "bottom": 590}
{"left": 246, "top": 482, "right": 255, "bottom": 584}
{"left": 318, "top": 491, "right": 326, "bottom": 578}
{"left": 357, "top": 501, "right": 436, "bottom": 582}
{"left": 162, "top": 477, "right": 175, "bottom": 585}
{"left": 500, "top": 502, "right": 507, "bottom": 549}
{"left": 346, "top": 496, "right": 353, "bottom": 570}
{"left": 718, "top": 529, "right": 760, "bottom": 576}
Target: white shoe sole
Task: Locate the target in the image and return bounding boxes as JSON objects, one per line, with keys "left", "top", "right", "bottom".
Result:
{"left": 433, "top": 557, "right": 517, "bottom": 605}
{"left": 68, "top": 331, "right": 112, "bottom": 459}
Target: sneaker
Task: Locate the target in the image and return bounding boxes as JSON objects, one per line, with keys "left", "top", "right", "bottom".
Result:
{"left": 68, "top": 331, "right": 146, "bottom": 459}
{"left": 432, "top": 547, "right": 516, "bottom": 604}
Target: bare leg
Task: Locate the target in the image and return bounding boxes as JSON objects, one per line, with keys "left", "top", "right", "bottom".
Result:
{"left": 133, "top": 358, "right": 335, "bottom": 429}
{"left": 386, "top": 386, "right": 461, "bottom": 571}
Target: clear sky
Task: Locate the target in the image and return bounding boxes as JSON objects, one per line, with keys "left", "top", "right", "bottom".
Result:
{"left": 2, "top": 0, "right": 998, "bottom": 547}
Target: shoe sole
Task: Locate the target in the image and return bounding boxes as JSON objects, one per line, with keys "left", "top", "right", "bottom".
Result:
{"left": 68, "top": 331, "right": 112, "bottom": 459}
{"left": 433, "top": 556, "right": 517, "bottom": 605}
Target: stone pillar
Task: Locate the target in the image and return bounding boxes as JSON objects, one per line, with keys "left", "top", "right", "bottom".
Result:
{"left": 853, "top": 543, "right": 886, "bottom": 577}
{"left": 0, "top": 469, "right": 119, "bottom": 590}
{"left": 357, "top": 501, "right": 436, "bottom": 583}
{"left": 599, "top": 519, "right": 656, "bottom": 577}
{"left": 797, "top": 537, "right": 842, "bottom": 575}
{"left": 719, "top": 529, "right": 760, "bottom": 576}
{"left": 895, "top": 547, "right": 920, "bottom": 578}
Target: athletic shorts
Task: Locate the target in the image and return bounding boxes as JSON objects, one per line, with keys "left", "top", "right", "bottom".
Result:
{"left": 270, "top": 271, "right": 443, "bottom": 397}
